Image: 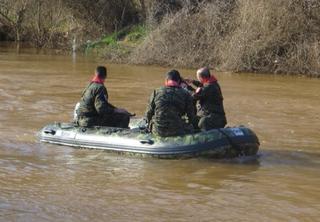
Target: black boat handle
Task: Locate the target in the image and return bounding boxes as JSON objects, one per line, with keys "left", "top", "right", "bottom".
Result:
{"left": 140, "top": 139, "right": 154, "bottom": 145}
{"left": 44, "top": 129, "right": 56, "bottom": 135}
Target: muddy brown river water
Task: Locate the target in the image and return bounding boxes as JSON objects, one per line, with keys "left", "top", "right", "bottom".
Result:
{"left": 0, "top": 43, "right": 319, "bottom": 222}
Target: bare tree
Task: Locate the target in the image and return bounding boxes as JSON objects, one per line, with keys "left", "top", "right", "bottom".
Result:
{"left": 0, "top": 0, "right": 28, "bottom": 41}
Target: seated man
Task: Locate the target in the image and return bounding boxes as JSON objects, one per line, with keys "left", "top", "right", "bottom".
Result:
{"left": 76, "top": 66, "right": 130, "bottom": 128}
{"left": 186, "top": 67, "right": 227, "bottom": 130}
{"left": 145, "top": 70, "right": 197, "bottom": 137}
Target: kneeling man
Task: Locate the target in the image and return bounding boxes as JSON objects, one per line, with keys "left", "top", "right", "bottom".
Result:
{"left": 186, "top": 67, "right": 227, "bottom": 130}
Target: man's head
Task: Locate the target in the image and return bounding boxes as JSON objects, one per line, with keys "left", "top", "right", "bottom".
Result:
{"left": 196, "top": 67, "right": 211, "bottom": 81}
{"left": 166, "top": 69, "right": 181, "bottom": 84}
{"left": 95, "top": 66, "right": 107, "bottom": 79}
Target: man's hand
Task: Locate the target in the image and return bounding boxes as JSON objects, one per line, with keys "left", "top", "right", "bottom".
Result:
{"left": 183, "top": 78, "right": 193, "bottom": 84}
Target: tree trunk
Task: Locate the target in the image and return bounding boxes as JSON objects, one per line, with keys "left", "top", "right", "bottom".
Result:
{"left": 14, "top": 1, "right": 27, "bottom": 42}
{"left": 15, "top": 28, "right": 21, "bottom": 42}
{"left": 139, "top": 0, "right": 146, "bottom": 21}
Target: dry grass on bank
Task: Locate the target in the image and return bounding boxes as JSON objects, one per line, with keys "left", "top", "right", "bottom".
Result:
{"left": 131, "top": 0, "right": 320, "bottom": 76}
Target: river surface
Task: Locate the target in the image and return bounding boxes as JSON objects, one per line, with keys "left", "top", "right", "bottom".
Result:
{"left": 0, "top": 43, "right": 319, "bottom": 222}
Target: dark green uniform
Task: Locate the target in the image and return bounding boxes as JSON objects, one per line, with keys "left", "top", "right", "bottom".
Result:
{"left": 77, "top": 82, "right": 129, "bottom": 128}
{"left": 145, "top": 86, "right": 197, "bottom": 137}
{"left": 192, "top": 80, "right": 227, "bottom": 130}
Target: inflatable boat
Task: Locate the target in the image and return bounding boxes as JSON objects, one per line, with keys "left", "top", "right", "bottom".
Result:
{"left": 38, "top": 119, "right": 259, "bottom": 159}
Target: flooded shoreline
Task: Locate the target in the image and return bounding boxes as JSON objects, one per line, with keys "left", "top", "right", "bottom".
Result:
{"left": 0, "top": 44, "right": 319, "bottom": 221}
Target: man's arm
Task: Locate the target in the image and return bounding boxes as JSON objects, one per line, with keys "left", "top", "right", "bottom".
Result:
{"left": 191, "top": 80, "right": 203, "bottom": 88}
{"left": 184, "top": 79, "right": 203, "bottom": 88}
{"left": 94, "top": 88, "right": 115, "bottom": 115}
{"left": 145, "top": 90, "right": 156, "bottom": 123}
{"left": 185, "top": 93, "right": 198, "bottom": 129}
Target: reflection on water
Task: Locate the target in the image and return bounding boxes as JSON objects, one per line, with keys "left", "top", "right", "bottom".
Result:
{"left": 0, "top": 43, "right": 319, "bottom": 221}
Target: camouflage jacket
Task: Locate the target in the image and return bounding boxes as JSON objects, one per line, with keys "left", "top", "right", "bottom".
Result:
{"left": 145, "top": 86, "right": 197, "bottom": 137}
{"left": 77, "top": 82, "right": 115, "bottom": 118}
{"left": 192, "top": 80, "right": 225, "bottom": 117}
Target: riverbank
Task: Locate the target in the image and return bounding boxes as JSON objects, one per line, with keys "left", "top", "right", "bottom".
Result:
{"left": 78, "top": 1, "right": 320, "bottom": 77}
{"left": 1, "top": 0, "right": 319, "bottom": 77}
{"left": 84, "top": 25, "right": 147, "bottom": 62}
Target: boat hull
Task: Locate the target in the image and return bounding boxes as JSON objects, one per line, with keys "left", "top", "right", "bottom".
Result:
{"left": 39, "top": 122, "right": 259, "bottom": 159}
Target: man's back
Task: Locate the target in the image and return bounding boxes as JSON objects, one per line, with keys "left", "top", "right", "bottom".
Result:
{"left": 146, "top": 86, "right": 196, "bottom": 137}
{"left": 78, "top": 82, "right": 113, "bottom": 118}
{"left": 77, "top": 82, "right": 116, "bottom": 127}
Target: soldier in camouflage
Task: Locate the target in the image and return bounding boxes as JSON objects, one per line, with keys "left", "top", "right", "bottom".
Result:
{"left": 185, "top": 67, "right": 227, "bottom": 130}
{"left": 76, "top": 66, "right": 130, "bottom": 128}
{"left": 145, "top": 70, "right": 198, "bottom": 137}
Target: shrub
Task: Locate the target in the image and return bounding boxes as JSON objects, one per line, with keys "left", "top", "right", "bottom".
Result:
{"left": 131, "top": 0, "right": 320, "bottom": 76}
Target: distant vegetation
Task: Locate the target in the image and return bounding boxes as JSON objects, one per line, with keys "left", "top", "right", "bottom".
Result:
{"left": 0, "top": 0, "right": 319, "bottom": 76}
{"left": 85, "top": 25, "right": 147, "bottom": 61}
{"left": 0, "top": 0, "right": 141, "bottom": 48}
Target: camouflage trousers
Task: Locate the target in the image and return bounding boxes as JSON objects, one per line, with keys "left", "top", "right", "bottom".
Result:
{"left": 197, "top": 113, "right": 227, "bottom": 131}
{"left": 77, "top": 113, "right": 130, "bottom": 128}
